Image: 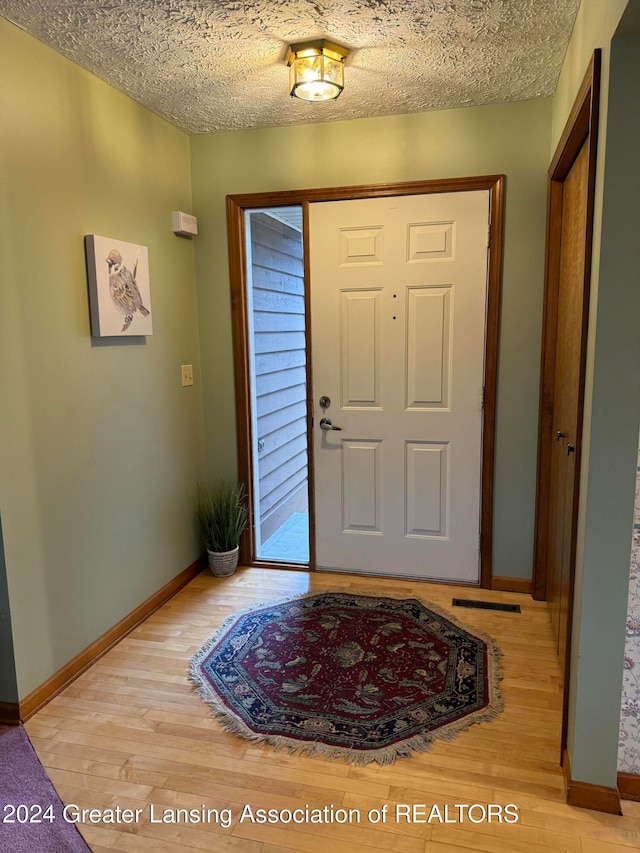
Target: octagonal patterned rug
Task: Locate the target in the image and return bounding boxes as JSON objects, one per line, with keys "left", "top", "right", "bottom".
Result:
{"left": 189, "top": 591, "right": 503, "bottom": 764}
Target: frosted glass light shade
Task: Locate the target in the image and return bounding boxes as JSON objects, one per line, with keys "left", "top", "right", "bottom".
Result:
{"left": 287, "top": 41, "right": 349, "bottom": 102}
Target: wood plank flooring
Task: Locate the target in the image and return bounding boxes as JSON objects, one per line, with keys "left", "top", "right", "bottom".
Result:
{"left": 26, "top": 568, "right": 640, "bottom": 852}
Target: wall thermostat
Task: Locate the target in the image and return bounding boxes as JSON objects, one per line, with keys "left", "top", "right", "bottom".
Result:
{"left": 172, "top": 211, "right": 198, "bottom": 238}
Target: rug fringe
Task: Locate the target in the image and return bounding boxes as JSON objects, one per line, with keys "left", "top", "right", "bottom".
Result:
{"left": 189, "top": 588, "right": 504, "bottom": 766}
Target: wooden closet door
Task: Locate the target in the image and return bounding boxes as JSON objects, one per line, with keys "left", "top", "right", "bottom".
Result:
{"left": 547, "top": 140, "right": 589, "bottom": 659}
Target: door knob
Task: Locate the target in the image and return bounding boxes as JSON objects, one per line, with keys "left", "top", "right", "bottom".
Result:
{"left": 320, "top": 417, "right": 342, "bottom": 431}
{"left": 556, "top": 431, "right": 566, "bottom": 441}
{"left": 567, "top": 444, "right": 575, "bottom": 456}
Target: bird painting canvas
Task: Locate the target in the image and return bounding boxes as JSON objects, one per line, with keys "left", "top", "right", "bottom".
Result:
{"left": 85, "top": 235, "right": 153, "bottom": 336}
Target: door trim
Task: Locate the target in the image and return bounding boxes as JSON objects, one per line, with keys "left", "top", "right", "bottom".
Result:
{"left": 531, "top": 52, "right": 601, "bottom": 757}
{"left": 227, "top": 175, "right": 505, "bottom": 586}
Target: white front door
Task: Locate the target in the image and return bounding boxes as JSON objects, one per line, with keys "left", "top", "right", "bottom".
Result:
{"left": 309, "top": 191, "right": 490, "bottom": 582}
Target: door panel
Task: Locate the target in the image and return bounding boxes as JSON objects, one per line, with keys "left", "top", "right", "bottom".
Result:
{"left": 309, "top": 191, "right": 490, "bottom": 581}
{"left": 547, "top": 140, "right": 589, "bottom": 654}
{"left": 405, "top": 441, "right": 449, "bottom": 537}
{"left": 342, "top": 440, "right": 382, "bottom": 531}
{"left": 340, "top": 291, "right": 381, "bottom": 406}
{"left": 407, "top": 221, "right": 454, "bottom": 261}
{"left": 406, "top": 286, "right": 452, "bottom": 409}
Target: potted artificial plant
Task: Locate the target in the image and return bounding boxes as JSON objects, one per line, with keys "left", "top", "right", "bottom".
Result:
{"left": 194, "top": 480, "right": 248, "bottom": 577}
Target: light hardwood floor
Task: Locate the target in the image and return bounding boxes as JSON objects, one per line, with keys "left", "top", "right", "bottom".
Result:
{"left": 26, "top": 568, "right": 640, "bottom": 852}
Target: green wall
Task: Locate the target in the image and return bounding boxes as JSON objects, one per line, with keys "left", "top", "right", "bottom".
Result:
{"left": 0, "top": 18, "right": 205, "bottom": 699}
{"left": 551, "top": 0, "right": 629, "bottom": 150}
{"left": 190, "top": 97, "right": 552, "bottom": 581}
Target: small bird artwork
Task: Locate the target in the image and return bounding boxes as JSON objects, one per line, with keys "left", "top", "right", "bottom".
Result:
{"left": 105, "top": 248, "right": 150, "bottom": 332}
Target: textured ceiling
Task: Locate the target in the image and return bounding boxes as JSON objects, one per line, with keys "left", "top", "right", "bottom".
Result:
{"left": 1, "top": 0, "right": 581, "bottom": 134}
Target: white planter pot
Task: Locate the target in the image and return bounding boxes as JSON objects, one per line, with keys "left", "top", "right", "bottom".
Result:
{"left": 207, "top": 545, "right": 239, "bottom": 577}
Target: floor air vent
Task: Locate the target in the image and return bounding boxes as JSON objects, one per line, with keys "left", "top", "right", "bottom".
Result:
{"left": 452, "top": 599, "right": 521, "bottom": 613}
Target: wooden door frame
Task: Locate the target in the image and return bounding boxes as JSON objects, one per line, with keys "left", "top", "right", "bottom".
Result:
{"left": 531, "top": 52, "right": 601, "bottom": 752}
{"left": 227, "top": 175, "right": 505, "bottom": 587}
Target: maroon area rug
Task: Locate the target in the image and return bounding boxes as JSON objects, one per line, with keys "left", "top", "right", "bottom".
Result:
{"left": 190, "top": 591, "right": 503, "bottom": 764}
{"left": 0, "top": 726, "right": 91, "bottom": 852}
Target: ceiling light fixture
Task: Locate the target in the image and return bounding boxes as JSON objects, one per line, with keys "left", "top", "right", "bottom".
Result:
{"left": 286, "top": 40, "right": 349, "bottom": 102}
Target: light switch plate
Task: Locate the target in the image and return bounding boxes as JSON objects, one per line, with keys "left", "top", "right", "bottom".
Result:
{"left": 181, "top": 365, "right": 194, "bottom": 386}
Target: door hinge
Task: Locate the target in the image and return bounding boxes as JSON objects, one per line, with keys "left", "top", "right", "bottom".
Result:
{"left": 487, "top": 223, "right": 491, "bottom": 247}
{"left": 480, "top": 386, "right": 485, "bottom": 410}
